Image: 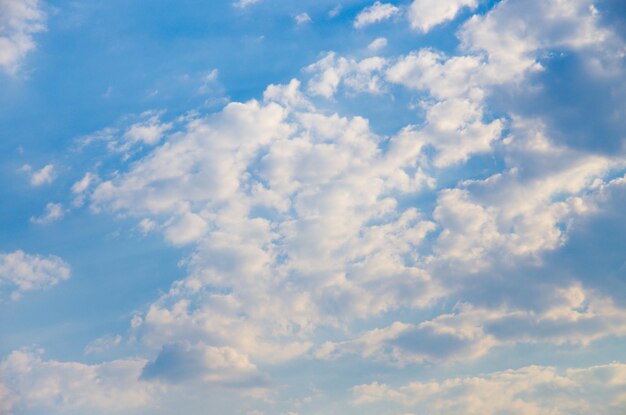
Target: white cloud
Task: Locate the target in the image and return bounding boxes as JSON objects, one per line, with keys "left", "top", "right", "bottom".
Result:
{"left": 20, "top": 163, "right": 55, "bottom": 186}
{"left": 233, "top": 0, "right": 261, "bottom": 8}
{"left": 0, "top": 250, "right": 70, "bottom": 300}
{"left": 30, "top": 202, "right": 64, "bottom": 224}
{"left": 77, "top": 111, "right": 172, "bottom": 155}
{"left": 408, "top": 0, "right": 477, "bottom": 33}
{"left": 353, "top": 362, "right": 626, "bottom": 414}
{"left": 123, "top": 111, "right": 173, "bottom": 146}
{"left": 0, "top": 349, "right": 156, "bottom": 414}
{"left": 305, "top": 52, "right": 388, "bottom": 98}
{"left": 63, "top": 0, "right": 626, "bottom": 401}
{"left": 0, "top": 0, "right": 46, "bottom": 74}
{"left": 319, "top": 284, "right": 626, "bottom": 365}
{"left": 354, "top": 2, "right": 400, "bottom": 29}
{"left": 233, "top": 0, "right": 261, "bottom": 9}
{"left": 89, "top": 89, "right": 444, "bottom": 365}
{"left": 294, "top": 12, "right": 312, "bottom": 26}
{"left": 368, "top": 37, "right": 388, "bottom": 51}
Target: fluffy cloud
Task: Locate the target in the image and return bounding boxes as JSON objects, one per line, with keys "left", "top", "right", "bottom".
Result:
{"left": 0, "top": 349, "right": 156, "bottom": 415}
{"left": 305, "top": 52, "right": 388, "bottom": 98}
{"left": 353, "top": 362, "right": 626, "bottom": 414}
{"left": 0, "top": 0, "right": 46, "bottom": 74}
{"left": 354, "top": 2, "right": 400, "bottom": 28}
{"left": 408, "top": 0, "right": 477, "bottom": 33}
{"left": 43, "top": 1, "right": 626, "bottom": 408}
{"left": 88, "top": 86, "right": 444, "bottom": 365}
{"left": 0, "top": 250, "right": 70, "bottom": 300}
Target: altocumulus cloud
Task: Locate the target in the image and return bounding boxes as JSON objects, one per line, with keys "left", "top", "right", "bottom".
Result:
{"left": 2, "top": 0, "right": 626, "bottom": 414}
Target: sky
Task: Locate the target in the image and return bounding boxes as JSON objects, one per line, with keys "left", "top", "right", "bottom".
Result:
{"left": 1, "top": 0, "right": 626, "bottom": 414}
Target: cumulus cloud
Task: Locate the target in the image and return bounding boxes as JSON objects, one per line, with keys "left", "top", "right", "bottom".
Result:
{"left": 353, "top": 363, "right": 626, "bottom": 414}
{"left": 0, "top": 0, "right": 46, "bottom": 74}
{"left": 52, "top": 0, "right": 626, "bottom": 406}
{"left": 30, "top": 202, "right": 64, "bottom": 224}
{"left": 408, "top": 0, "right": 477, "bottom": 33}
{"left": 305, "top": 52, "right": 388, "bottom": 98}
{"left": 0, "top": 250, "right": 70, "bottom": 300}
{"left": 354, "top": 2, "right": 400, "bottom": 28}
{"left": 0, "top": 349, "right": 156, "bottom": 414}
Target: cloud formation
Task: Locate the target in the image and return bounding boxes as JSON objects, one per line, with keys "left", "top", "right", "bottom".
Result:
{"left": 0, "top": 0, "right": 46, "bottom": 74}
{"left": 0, "top": 250, "right": 70, "bottom": 300}
{"left": 353, "top": 362, "right": 626, "bottom": 414}
{"left": 354, "top": 2, "right": 400, "bottom": 28}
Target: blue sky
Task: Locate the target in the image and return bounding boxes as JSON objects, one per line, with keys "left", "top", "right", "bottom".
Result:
{"left": 1, "top": 0, "right": 626, "bottom": 414}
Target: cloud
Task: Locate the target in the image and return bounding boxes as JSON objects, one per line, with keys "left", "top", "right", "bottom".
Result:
{"left": 305, "top": 52, "right": 388, "bottom": 98}
{"left": 233, "top": 0, "right": 261, "bottom": 8}
{"left": 0, "top": 250, "right": 70, "bottom": 300}
{"left": 0, "top": 0, "right": 46, "bottom": 74}
{"left": 368, "top": 37, "right": 388, "bottom": 51}
{"left": 141, "top": 342, "right": 265, "bottom": 387}
{"left": 354, "top": 2, "right": 400, "bottom": 29}
{"left": 0, "top": 349, "right": 156, "bottom": 415}
{"left": 408, "top": 0, "right": 477, "bottom": 33}
{"left": 56, "top": 0, "right": 626, "bottom": 405}
{"left": 20, "top": 163, "right": 55, "bottom": 186}
{"left": 77, "top": 111, "right": 172, "bottom": 155}
{"left": 88, "top": 88, "right": 444, "bottom": 366}
{"left": 319, "top": 283, "right": 626, "bottom": 365}
{"left": 353, "top": 362, "right": 626, "bottom": 414}
{"left": 294, "top": 12, "right": 312, "bottom": 26}
{"left": 30, "top": 202, "right": 65, "bottom": 224}
{"left": 122, "top": 112, "right": 173, "bottom": 146}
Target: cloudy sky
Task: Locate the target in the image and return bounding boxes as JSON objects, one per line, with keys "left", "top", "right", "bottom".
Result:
{"left": 1, "top": 0, "right": 626, "bottom": 414}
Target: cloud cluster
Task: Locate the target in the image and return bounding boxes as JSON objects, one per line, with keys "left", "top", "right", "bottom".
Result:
{"left": 0, "top": 349, "right": 155, "bottom": 415}
{"left": 3, "top": 0, "right": 626, "bottom": 413}
{"left": 353, "top": 363, "right": 626, "bottom": 414}
{"left": 0, "top": 250, "right": 70, "bottom": 300}
{"left": 319, "top": 284, "right": 626, "bottom": 365}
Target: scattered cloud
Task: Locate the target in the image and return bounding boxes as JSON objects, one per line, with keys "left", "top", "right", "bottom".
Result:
{"left": 354, "top": 2, "right": 400, "bottom": 28}
{"left": 20, "top": 163, "right": 55, "bottom": 186}
{"left": 0, "top": 250, "right": 70, "bottom": 300}
{"left": 295, "top": 12, "right": 312, "bottom": 26}
{"left": 30, "top": 202, "right": 65, "bottom": 224}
